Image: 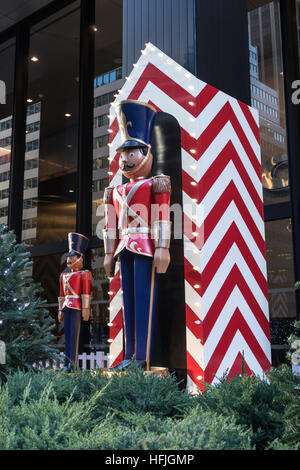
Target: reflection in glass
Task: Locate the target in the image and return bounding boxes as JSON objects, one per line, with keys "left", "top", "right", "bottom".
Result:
{"left": 23, "top": 3, "right": 80, "bottom": 246}
{"left": 0, "top": 39, "right": 15, "bottom": 229}
{"left": 92, "top": 0, "right": 123, "bottom": 236}
{"left": 296, "top": 0, "right": 300, "bottom": 62}
{"left": 32, "top": 252, "right": 67, "bottom": 348}
{"left": 265, "top": 218, "right": 296, "bottom": 345}
{"left": 90, "top": 0, "right": 123, "bottom": 352}
{"left": 89, "top": 247, "right": 110, "bottom": 352}
{"left": 248, "top": 0, "right": 289, "bottom": 205}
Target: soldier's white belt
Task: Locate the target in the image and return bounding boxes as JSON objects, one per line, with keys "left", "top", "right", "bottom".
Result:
{"left": 65, "top": 295, "right": 80, "bottom": 299}
{"left": 121, "top": 227, "right": 151, "bottom": 235}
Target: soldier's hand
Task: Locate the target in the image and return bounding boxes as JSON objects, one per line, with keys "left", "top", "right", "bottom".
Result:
{"left": 58, "top": 310, "right": 64, "bottom": 323}
{"left": 104, "top": 254, "right": 116, "bottom": 278}
{"left": 82, "top": 308, "right": 90, "bottom": 322}
{"left": 154, "top": 248, "right": 170, "bottom": 274}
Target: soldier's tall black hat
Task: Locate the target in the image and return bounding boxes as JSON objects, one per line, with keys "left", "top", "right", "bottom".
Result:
{"left": 115, "top": 100, "right": 157, "bottom": 152}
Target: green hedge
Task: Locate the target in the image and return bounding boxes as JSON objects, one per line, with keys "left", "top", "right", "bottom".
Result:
{"left": 0, "top": 365, "right": 299, "bottom": 450}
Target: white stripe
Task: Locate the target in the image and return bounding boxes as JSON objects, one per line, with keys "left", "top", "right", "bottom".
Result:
{"left": 228, "top": 96, "right": 261, "bottom": 161}
{"left": 108, "top": 330, "right": 123, "bottom": 367}
{"left": 201, "top": 160, "right": 265, "bottom": 237}
{"left": 140, "top": 43, "right": 206, "bottom": 97}
{"left": 110, "top": 291, "right": 123, "bottom": 317}
{"left": 204, "top": 285, "right": 271, "bottom": 367}
{"left": 249, "top": 105, "right": 259, "bottom": 127}
{"left": 183, "top": 234, "right": 201, "bottom": 271}
{"left": 201, "top": 200, "right": 267, "bottom": 278}
{"left": 109, "top": 171, "right": 122, "bottom": 188}
{"left": 202, "top": 243, "right": 269, "bottom": 319}
{"left": 137, "top": 82, "right": 196, "bottom": 134}
{"left": 181, "top": 148, "right": 199, "bottom": 179}
{"left": 186, "top": 375, "right": 200, "bottom": 395}
{"left": 184, "top": 280, "right": 202, "bottom": 321}
{"left": 212, "top": 330, "right": 269, "bottom": 385}
{"left": 197, "top": 92, "right": 229, "bottom": 136}
{"left": 198, "top": 121, "right": 262, "bottom": 195}
{"left": 182, "top": 191, "right": 203, "bottom": 224}
{"left": 186, "top": 327, "right": 204, "bottom": 368}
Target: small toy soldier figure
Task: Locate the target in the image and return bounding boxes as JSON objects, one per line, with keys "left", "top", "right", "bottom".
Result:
{"left": 58, "top": 233, "right": 92, "bottom": 371}
{"left": 103, "top": 100, "right": 171, "bottom": 371}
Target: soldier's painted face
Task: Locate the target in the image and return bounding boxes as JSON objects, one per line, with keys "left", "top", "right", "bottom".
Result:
{"left": 119, "top": 146, "right": 153, "bottom": 180}
{"left": 67, "top": 254, "right": 83, "bottom": 270}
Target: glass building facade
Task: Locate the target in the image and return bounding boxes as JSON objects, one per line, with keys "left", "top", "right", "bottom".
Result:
{"left": 0, "top": 0, "right": 299, "bottom": 364}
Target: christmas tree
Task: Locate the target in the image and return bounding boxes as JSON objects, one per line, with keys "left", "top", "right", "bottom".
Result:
{"left": 0, "top": 224, "right": 59, "bottom": 379}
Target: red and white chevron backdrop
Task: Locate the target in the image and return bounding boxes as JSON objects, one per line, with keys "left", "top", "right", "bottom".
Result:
{"left": 106, "top": 43, "right": 272, "bottom": 392}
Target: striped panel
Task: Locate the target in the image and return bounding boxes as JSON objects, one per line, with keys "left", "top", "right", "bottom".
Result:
{"left": 106, "top": 43, "right": 271, "bottom": 389}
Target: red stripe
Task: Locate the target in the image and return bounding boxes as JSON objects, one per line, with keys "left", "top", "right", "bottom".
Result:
{"left": 109, "top": 154, "right": 120, "bottom": 181}
{"left": 201, "top": 222, "right": 268, "bottom": 298}
{"left": 201, "top": 180, "right": 265, "bottom": 257}
{"left": 186, "top": 351, "right": 205, "bottom": 392}
{"left": 182, "top": 139, "right": 264, "bottom": 222}
{"left": 197, "top": 84, "right": 219, "bottom": 114}
{"left": 182, "top": 178, "right": 265, "bottom": 259}
{"left": 109, "top": 119, "right": 119, "bottom": 143}
{"left": 110, "top": 350, "right": 123, "bottom": 368}
{"left": 184, "top": 257, "right": 201, "bottom": 289}
{"left": 204, "top": 308, "right": 271, "bottom": 384}
{"left": 238, "top": 100, "right": 260, "bottom": 144}
{"left": 109, "top": 272, "right": 121, "bottom": 300}
{"left": 185, "top": 303, "right": 203, "bottom": 340}
{"left": 128, "top": 63, "right": 196, "bottom": 115}
{"left": 203, "top": 264, "right": 270, "bottom": 342}
{"left": 199, "top": 101, "right": 261, "bottom": 180}
{"left": 200, "top": 140, "right": 263, "bottom": 218}
{"left": 109, "top": 309, "right": 123, "bottom": 341}
{"left": 182, "top": 212, "right": 204, "bottom": 250}
{"left": 227, "top": 352, "right": 254, "bottom": 379}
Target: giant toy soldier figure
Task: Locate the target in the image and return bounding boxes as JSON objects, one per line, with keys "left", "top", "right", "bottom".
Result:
{"left": 103, "top": 100, "right": 171, "bottom": 371}
{"left": 58, "top": 233, "right": 92, "bottom": 371}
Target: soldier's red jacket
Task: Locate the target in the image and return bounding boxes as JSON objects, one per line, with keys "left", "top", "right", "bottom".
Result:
{"left": 104, "top": 175, "right": 171, "bottom": 258}
{"left": 59, "top": 269, "right": 92, "bottom": 311}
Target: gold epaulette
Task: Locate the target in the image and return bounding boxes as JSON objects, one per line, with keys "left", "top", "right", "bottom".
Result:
{"left": 152, "top": 174, "right": 171, "bottom": 194}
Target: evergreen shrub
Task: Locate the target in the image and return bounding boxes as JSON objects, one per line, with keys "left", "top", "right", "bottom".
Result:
{"left": 194, "top": 372, "right": 285, "bottom": 450}
{"left": 0, "top": 362, "right": 299, "bottom": 450}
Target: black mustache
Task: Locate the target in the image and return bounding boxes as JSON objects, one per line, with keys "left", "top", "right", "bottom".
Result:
{"left": 121, "top": 163, "right": 135, "bottom": 170}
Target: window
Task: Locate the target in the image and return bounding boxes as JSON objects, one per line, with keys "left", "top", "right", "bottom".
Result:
{"left": 93, "top": 156, "right": 109, "bottom": 170}
{"left": 94, "top": 91, "right": 116, "bottom": 108}
{"left": 0, "top": 207, "right": 8, "bottom": 217}
{"left": 0, "top": 38, "right": 15, "bottom": 224}
{"left": 23, "top": 198, "right": 37, "bottom": 210}
{"left": 0, "top": 188, "right": 9, "bottom": 200}
{"left": 0, "top": 171, "right": 10, "bottom": 183}
{"left": 93, "top": 135, "right": 110, "bottom": 149}
{"left": 91, "top": 0, "right": 123, "bottom": 351}
{"left": 22, "top": 3, "right": 81, "bottom": 246}
{"left": 265, "top": 219, "right": 297, "bottom": 362}
{"left": 248, "top": 0, "right": 289, "bottom": 206}
{"left": 24, "top": 177, "right": 38, "bottom": 190}
{"left": 94, "top": 115, "right": 110, "bottom": 128}
{"left": 94, "top": 67, "right": 122, "bottom": 88}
